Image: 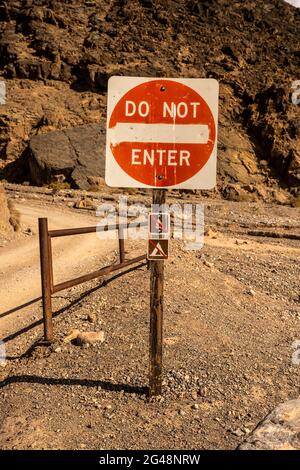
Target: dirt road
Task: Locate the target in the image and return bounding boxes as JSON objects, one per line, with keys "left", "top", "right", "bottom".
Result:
{"left": 0, "top": 201, "right": 117, "bottom": 336}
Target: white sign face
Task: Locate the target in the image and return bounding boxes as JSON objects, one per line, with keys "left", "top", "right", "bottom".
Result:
{"left": 105, "top": 77, "right": 219, "bottom": 189}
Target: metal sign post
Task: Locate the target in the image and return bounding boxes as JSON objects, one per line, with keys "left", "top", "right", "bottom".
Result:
{"left": 149, "top": 189, "right": 166, "bottom": 397}
{"left": 105, "top": 76, "right": 219, "bottom": 397}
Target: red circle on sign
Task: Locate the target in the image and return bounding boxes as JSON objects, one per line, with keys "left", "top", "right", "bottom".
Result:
{"left": 109, "top": 80, "right": 215, "bottom": 187}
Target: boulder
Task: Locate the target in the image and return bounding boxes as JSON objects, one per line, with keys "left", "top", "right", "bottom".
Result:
{"left": 27, "top": 123, "right": 106, "bottom": 190}
{"left": 239, "top": 398, "right": 300, "bottom": 450}
{"left": 76, "top": 331, "right": 105, "bottom": 346}
{"left": 63, "top": 329, "right": 105, "bottom": 346}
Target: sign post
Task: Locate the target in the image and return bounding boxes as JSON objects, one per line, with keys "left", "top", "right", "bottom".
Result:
{"left": 106, "top": 76, "right": 218, "bottom": 396}
{"left": 149, "top": 189, "right": 166, "bottom": 396}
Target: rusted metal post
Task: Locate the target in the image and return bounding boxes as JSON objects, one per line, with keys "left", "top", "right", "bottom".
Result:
{"left": 38, "top": 218, "right": 53, "bottom": 343}
{"left": 52, "top": 254, "right": 146, "bottom": 293}
{"left": 118, "top": 223, "right": 125, "bottom": 264}
{"left": 149, "top": 189, "right": 166, "bottom": 396}
{"left": 48, "top": 234, "right": 54, "bottom": 292}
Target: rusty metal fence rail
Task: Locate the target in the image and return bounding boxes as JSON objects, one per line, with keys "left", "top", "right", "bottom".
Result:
{"left": 38, "top": 218, "right": 147, "bottom": 343}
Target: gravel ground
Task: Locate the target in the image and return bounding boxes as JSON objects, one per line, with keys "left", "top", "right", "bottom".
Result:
{"left": 0, "top": 196, "right": 300, "bottom": 450}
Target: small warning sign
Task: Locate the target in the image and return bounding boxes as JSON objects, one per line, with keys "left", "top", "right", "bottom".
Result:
{"left": 147, "top": 239, "right": 169, "bottom": 260}
{"left": 149, "top": 213, "right": 170, "bottom": 239}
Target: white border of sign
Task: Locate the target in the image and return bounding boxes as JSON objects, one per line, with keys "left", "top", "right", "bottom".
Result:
{"left": 106, "top": 77, "right": 219, "bottom": 189}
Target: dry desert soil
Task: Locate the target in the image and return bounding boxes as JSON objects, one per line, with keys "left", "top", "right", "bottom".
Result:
{"left": 0, "top": 185, "right": 299, "bottom": 450}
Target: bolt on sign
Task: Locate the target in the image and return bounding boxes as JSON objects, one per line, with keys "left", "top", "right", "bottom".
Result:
{"left": 105, "top": 77, "right": 219, "bottom": 189}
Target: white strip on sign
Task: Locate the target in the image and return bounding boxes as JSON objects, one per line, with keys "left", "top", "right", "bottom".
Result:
{"left": 109, "top": 123, "right": 209, "bottom": 145}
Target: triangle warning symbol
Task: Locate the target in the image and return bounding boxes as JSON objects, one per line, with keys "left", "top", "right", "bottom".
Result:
{"left": 150, "top": 242, "right": 166, "bottom": 257}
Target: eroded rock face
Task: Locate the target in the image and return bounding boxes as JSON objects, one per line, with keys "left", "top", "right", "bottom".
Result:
{"left": 0, "top": 0, "right": 299, "bottom": 196}
{"left": 239, "top": 399, "right": 300, "bottom": 450}
{"left": 27, "top": 123, "right": 106, "bottom": 190}
{"left": 0, "top": 184, "right": 13, "bottom": 239}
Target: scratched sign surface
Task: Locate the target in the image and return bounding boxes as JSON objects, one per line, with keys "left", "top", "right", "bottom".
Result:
{"left": 105, "top": 77, "right": 218, "bottom": 189}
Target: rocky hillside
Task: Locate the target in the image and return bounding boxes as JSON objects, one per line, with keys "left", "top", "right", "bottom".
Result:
{"left": 0, "top": 0, "right": 299, "bottom": 200}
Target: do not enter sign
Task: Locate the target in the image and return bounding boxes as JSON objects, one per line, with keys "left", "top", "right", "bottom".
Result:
{"left": 105, "top": 77, "right": 219, "bottom": 189}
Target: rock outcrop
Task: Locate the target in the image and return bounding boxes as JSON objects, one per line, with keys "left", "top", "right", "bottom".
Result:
{"left": 239, "top": 398, "right": 300, "bottom": 450}
{"left": 0, "top": 0, "right": 299, "bottom": 196}
{"left": 27, "top": 123, "right": 106, "bottom": 190}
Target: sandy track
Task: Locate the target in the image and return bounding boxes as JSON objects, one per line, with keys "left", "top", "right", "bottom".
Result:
{"left": 0, "top": 202, "right": 117, "bottom": 335}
